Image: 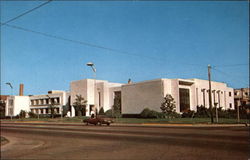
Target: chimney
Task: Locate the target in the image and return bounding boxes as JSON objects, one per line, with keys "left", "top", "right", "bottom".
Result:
{"left": 19, "top": 84, "right": 24, "bottom": 96}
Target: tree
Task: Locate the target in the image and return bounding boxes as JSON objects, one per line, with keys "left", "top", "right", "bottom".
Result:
{"left": 160, "top": 94, "right": 176, "bottom": 118}
{"left": 19, "top": 110, "right": 26, "bottom": 118}
{"left": 112, "top": 92, "right": 121, "bottom": 118}
{"left": 0, "top": 100, "right": 6, "bottom": 119}
{"left": 48, "top": 104, "right": 55, "bottom": 118}
{"left": 73, "top": 95, "right": 87, "bottom": 116}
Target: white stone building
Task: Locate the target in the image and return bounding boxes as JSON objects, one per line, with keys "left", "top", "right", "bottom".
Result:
{"left": 5, "top": 96, "right": 30, "bottom": 116}
{"left": 70, "top": 79, "right": 123, "bottom": 117}
{"left": 121, "top": 78, "right": 234, "bottom": 115}
{"left": 5, "top": 90, "right": 70, "bottom": 117}
{"left": 5, "top": 78, "right": 234, "bottom": 117}
{"left": 70, "top": 78, "right": 234, "bottom": 117}
{"left": 29, "top": 90, "right": 70, "bottom": 116}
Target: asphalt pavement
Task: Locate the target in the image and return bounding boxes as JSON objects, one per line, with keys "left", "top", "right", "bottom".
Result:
{"left": 1, "top": 123, "right": 249, "bottom": 160}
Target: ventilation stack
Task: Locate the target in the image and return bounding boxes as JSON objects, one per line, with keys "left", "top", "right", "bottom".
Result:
{"left": 19, "top": 84, "right": 24, "bottom": 96}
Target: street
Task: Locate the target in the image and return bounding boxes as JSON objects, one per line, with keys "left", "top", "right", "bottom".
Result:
{"left": 1, "top": 123, "right": 249, "bottom": 160}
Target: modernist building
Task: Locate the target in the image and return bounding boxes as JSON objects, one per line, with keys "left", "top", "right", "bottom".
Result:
{"left": 29, "top": 90, "right": 70, "bottom": 116}
{"left": 5, "top": 78, "right": 235, "bottom": 117}
{"left": 5, "top": 90, "right": 70, "bottom": 117}
{"left": 5, "top": 96, "right": 30, "bottom": 117}
{"left": 121, "top": 78, "right": 234, "bottom": 115}
{"left": 70, "top": 79, "right": 123, "bottom": 117}
{"left": 70, "top": 78, "right": 234, "bottom": 116}
{"left": 234, "top": 88, "right": 250, "bottom": 108}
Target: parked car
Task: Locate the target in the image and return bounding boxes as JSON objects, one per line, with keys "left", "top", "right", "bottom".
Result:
{"left": 83, "top": 116, "right": 114, "bottom": 126}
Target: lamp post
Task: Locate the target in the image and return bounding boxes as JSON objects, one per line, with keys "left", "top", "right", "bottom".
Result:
{"left": 86, "top": 62, "right": 97, "bottom": 117}
{"left": 6, "top": 82, "right": 13, "bottom": 120}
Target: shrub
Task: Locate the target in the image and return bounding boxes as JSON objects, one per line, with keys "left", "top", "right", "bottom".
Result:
{"left": 181, "top": 110, "right": 195, "bottom": 118}
{"left": 28, "top": 111, "right": 37, "bottom": 118}
{"left": 140, "top": 108, "right": 165, "bottom": 119}
{"left": 19, "top": 110, "right": 26, "bottom": 118}
{"left": 99, "top": 107, "right": 105, "bottom": 115}
{"left": 195, "top": 106, "right": 210, "bottom": 118}
{"left": 104, "top": 109, "right": 113, "bottom": 118}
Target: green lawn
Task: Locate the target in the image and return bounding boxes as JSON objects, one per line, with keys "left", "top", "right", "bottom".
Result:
{"left": 1, "top": 117, "right": 249, "bottom": 124}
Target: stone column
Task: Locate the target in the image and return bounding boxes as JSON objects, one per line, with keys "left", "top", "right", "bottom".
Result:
{"left": 71, "top": 106, "right": 75, "bottom": 117}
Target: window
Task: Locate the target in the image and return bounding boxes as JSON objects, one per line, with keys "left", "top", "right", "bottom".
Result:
{"left": 229, "top": 103, "right": 232, "bottom": 108}
{"left": 179, "top": 88, "right": 190, "bottom": 112}
{"left": 8, "top": 99, "right": 13, "bottom": 106}
{"left": 98, "top": 92, "right": 101, "bottom": 107}
{"left": 229, "top": 92, "right": 232, "bottom": 97}
{"left": 245, "top": 92, "right": 248, "bottom": 96}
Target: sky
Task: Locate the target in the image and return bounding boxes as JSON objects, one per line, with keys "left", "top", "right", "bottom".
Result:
{"left": 0, "top": 1, "right": 249, "bottom": 95}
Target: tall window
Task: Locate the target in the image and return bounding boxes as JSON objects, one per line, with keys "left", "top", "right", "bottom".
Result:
{"left": 179, "top": 88, "right": 190, "bottom": 112}
{"left": 98, "top": 92, "right": 101, "bottom": 107}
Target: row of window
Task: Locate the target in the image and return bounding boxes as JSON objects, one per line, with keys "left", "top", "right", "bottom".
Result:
{"left": 31, "top": 108, "right": 60, "bottom": 114}
{"left": 201, "top": 89, "right": 232, "bottom": 97}
{"left": 30, "top": 97, "right": 60, "bottom": 106}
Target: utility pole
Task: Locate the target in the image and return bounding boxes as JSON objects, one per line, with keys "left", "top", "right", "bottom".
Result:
{"left": 208, "top": 65, "right": 214, "bottom": 123}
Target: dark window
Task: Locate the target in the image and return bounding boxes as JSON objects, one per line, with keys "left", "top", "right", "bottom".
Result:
{"left": 98, "top": 92, "right": 101, "bottom": 107}
{"left": 179, "top": 88, "right": 190, "bottom": 112}
{"left": 229, "top": 103, "right": 232, "bottom": 108}
{"left": 229, "top": 92, "right": 232, "bottom": 97}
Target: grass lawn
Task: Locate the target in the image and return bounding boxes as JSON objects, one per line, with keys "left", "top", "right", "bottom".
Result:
{"left": 1, "top": 117, "right": 249, "bottom": 124}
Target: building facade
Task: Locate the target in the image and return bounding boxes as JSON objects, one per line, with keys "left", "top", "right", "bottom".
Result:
{"left": 4, "top": 78, "right": 235, "bottom": 117}
{"left": 121, "top": 78, "right": 234, "bottom": 115}
{"left": 234, "top": 88, "right": 250, "bottom": 108}
{"left": 29, "top": 90, "right": 70, "bottom": 116}
{"left": 5, "top": 96, "right": 30, "bottom": 116}
{"left": 5, "top": 90, "right": 69, "bottom": 117}
{"left": 70, "top": 79, "right": 123, "bottom": 116}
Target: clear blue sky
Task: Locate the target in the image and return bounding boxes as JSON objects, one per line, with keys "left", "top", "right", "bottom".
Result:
{"left": 1, "top": 1, "right": 249, "bottom": 95}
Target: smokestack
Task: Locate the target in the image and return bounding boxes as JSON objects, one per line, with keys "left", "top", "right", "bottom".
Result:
{"left": 19, "top": 84, "right": 24, "bottom": 96}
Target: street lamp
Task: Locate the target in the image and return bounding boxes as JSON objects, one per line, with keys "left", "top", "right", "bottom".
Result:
{"left": 6, "top": 82, "right": 13, "bottom": 95}
{"left": 6, "top": 82, "right": 13, "bottom": 120}
{"left": 86, "top": 62, "right": 97, "bottom": 117}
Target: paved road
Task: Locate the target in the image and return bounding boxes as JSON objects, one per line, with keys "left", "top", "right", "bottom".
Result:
{"left": 1, "top": 123, "right": 249, "bottom": 160}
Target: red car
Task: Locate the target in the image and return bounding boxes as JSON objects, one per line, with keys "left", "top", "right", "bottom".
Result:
{"left": 83, "top": 117, "right": 113, "bottom": 126}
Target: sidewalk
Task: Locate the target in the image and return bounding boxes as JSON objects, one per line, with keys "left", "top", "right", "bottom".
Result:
{"left": 1, "top": 121, "right": 248, "bottom": 127}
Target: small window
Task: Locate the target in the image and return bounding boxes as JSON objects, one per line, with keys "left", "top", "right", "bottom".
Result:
{"left": 229, "top": 103, "right": 232, "bottom": 108}
{"left": 229, "top": 92, "right": 232, "bottom": 97}
{"left": 245, "top": 92, "right": 248, "bottom": 96}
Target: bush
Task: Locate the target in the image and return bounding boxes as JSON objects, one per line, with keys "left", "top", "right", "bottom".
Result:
{"left": 28, "top": 111, "right": 37, "bottom": 118}
{"left": 181, "top": 110, "right": 195, "bottom": 118}
{"left": 104, "top": 109, "right": 113, "bottom": 118}
{"left": 195, "top": 106, "right": 210, "bottom": 118}
{"left": 140, "top": 108, "right": 165, "bottom": 119}
{"left": 99, "top": 107, "right": 105, "bottom": 115}
{"left": 19, "top": 110, "right": 26, "bottom": 118}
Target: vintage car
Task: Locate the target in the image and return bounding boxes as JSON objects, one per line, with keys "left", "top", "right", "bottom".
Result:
{"left": 83, "top": 116, "right": 114, "bottom": 126}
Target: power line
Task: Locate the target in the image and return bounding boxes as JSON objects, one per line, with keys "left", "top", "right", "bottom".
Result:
{"left": 0, "top": 23, "right": 164, "bottom": 60}
{"left": 213, "top": 64, "right": 248, "bottom": 68}
{"left": 1, "top": 0, "right": 53, "bottom": 26}
{"left": 212, "top": 67, "right": 248, "bottom": 87}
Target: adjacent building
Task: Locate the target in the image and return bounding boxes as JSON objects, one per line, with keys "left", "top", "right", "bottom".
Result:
{"left": 234, "top": 88, "right": 250, "bottom": 108}
{"left": 5, "top": 96, "right": 30, "bottom": 117}
{"left": 29, "top": 90, "right": 70, "bottom": 116}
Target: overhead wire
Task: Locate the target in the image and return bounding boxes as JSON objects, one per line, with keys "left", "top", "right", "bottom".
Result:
{"left": 1, "top": 0, "right": 53, "bottom": 26}
{"left": 211, "top": 67, "right": 249, "bottom": 87}
{"left": 213, "top": 64, "right": 248, "bottom": 68}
